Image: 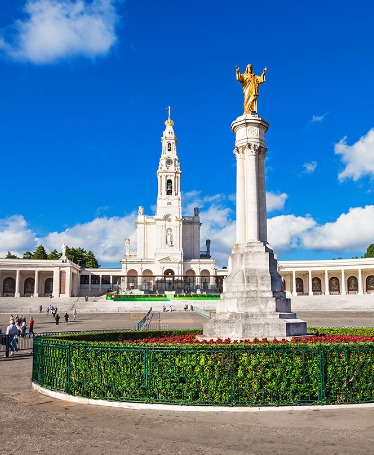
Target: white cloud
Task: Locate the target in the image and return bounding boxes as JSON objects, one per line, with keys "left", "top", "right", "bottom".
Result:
{"left": 266, "top": 192, "right": 288, "bottom": 212}
{"left": 268, "top": 214, "right": 316, "bottom": 253}
{"left": 1, "top": 203, "right": 373, "bottom": 267}
{"left": 302, "top": 161, "right": 318, "bottom": 174}
{"left": 1, "top": 0, "right": 120, "bottom": 63}
{"left": 335, "top": 129, "right": 374, "bottom": 181}
{"left": 302, "top": 205, "right": 374, "bottom": 252}
{"left": 200, "top": 204, "right": 235, "bottom": 268}
{"left": 0, "top": 215, "right": 37, "bottom": 257}
{"left": 42, "top": 213, "right": 137, "bottom": 264}
{"left": 311, "top": 113, "right": 328, "bottom": 122}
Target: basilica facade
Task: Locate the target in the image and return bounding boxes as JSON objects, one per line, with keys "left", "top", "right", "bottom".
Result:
{"left": 118, "top": 114, "right": 217, "bottom": 293}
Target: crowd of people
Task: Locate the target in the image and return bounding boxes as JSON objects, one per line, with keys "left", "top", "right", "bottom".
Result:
{"left": 2, "top": 307, "right": 78, "bottom": 357}
{"left": 44, "top": 306, "right": 77, "bottom": 325}
{"left": 2, "top": 315, "right": 35, "bottom": 356}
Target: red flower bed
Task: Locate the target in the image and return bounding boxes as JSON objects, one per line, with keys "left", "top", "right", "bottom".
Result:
{"left": 120, "top": 334, "right": 374, "bottom": 345}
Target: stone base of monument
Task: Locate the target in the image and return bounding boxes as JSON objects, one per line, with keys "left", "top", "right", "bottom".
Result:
{"left": 203, "top": 242, "right": 307, "bottom": 340}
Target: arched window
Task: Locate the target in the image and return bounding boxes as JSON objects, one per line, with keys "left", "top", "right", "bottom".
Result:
{"left": 185, "top": 270, "right": 196, "bottom": 292}
{"left": 366, "top": 275, "right": 374, "bottom": 291}
{"left": 3, "top": 277, "right": 15, "bottom": 294}
{"left": 141, "top": 269, "right": 154, "bottom": 291}
{"left": 127, "top": 270, "right": 138, "bottom": 290}
{"left": 347, "top": 276, "right": 358, "bottom": 292}
{"left": 45, "top": 278, "right": 53, "bottom": 295}
{"left": 200, "top": 269, "right": 210, "bottom": 290}
{"left": 329, "top": 277, "right": 340, "bottom": 293}
{"left": 164, "top": 269, "right": 174, "bottom": 290}
{"left": 166, "top": 179, "right": 173, "bottom": 195}
{"left": 312, "top": 277, "right": 322, "bottom": 293}
{"left": 167, "top": 142, "right": 171, "bottom": 151}
{"left": 24, "top": 277, "right": 35, "bottom": 294}
{"left": 295, "top": 277, "right": 304, "bottom": 293}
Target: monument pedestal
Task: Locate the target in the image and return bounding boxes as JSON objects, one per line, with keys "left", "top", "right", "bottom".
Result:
{"left": 203, "top": 109, "right": 306, "bottom": 341}
{"left": 203, "top": 242, "right": 307, "bottom": 340}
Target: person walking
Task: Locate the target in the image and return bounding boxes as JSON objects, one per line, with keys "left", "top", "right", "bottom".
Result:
{"left": 64, "top": 313, "right": 69, "bottom": 323}
{"left": 55, "top": 314, "right": 60, "bottom": 325}
{"left": 5, "top": 319, "right": 19, "bottom": 357}
{"left": 21, "top": 319, "right": 27, "bottom": 338}
{"left": 29, "top": 317, "right": 35, "bottom": 337}
{"left": 73, "top": 308, "right": 77, "bottom": 321}
{"left": 39, "top": 305, "right": 42, "bottom": 313}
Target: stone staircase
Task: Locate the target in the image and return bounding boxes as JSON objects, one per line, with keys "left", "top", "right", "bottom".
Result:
{"left": 290, "top": 293, "right": 374, "bottom": 311}
{"left": 0, "top": 293, "right": 373, "bottom": 315}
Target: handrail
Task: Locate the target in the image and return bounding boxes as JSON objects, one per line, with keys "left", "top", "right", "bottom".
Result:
{"left": 136, "top": 307, "right": 153, "bottom": 330}
{"left": 193, "top": 306, "right": 211, "bottom": 318}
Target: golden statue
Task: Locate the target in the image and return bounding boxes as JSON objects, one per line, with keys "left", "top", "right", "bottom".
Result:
{"left": 236, "top": 64, "right": 267, "bottom": 114}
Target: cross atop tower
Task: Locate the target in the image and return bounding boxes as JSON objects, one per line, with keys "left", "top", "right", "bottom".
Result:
{"left": 166, "top": 106, "right": 173, "bottom": 119}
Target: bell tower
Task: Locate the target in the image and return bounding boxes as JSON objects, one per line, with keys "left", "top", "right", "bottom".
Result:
{"left": 156, "top": 107, "right": 182, "bottom": 219}
{"left": 122, "top": 108, "right": 216, "bottom": 281}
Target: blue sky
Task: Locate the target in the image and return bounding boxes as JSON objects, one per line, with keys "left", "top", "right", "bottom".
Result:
{"left": 0, "top": 0, "right": 373, "bottom": 268}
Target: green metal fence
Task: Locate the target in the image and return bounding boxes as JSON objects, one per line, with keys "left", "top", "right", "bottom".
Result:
{"left": 32, "top": 336, "right": 374, "bottom": 406}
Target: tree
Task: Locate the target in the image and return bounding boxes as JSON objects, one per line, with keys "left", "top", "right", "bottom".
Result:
{"left": 66, "top": 246, "right": 86, "bottom": 266}
{"left": 363, "top": 244, "right": 374, "bottom": 258}
{"left": 33, "top": 245, "right": 48, "bottom": 259}
{"left": 23, "top": 251, "right": 34, "bottom": 259}
{"left": 85, "top": 250, "right": 100, "bottom": 268}
{"left": 6, "top": 251, "right": 18, "bottom": 259}
{"left": 48, "top": 249, "right": 62, "bottom": 260}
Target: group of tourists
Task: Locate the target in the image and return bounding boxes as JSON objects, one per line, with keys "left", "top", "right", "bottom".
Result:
{"left": 7, "top": 314, "right": 34, "bottom": 338}
{"left": 45, "top": 306, "right": 77, "bottom": 325}
{"left": 2, "top": 315, "right": 35, "bottom": 357}
{"left": 2, "top": 306, "right": 78, "bottom": 357}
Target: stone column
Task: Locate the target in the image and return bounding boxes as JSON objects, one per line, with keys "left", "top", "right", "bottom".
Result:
{"left": 235, "top": 148, "right": 246, "bottom": 244}
{"left": 123, "top": 275, "right": 128, "bottom": 290}
{"left": 341, "top": 269, "right": 346, "bottom": 295}
{"left": 203, "top": 112, "right": 306, "bottom": 340}
{"left": 258, "top": 148, "right": 268, "bottom": 244}
{"left": 308, "top": 270, "right": 313, "bottom": 296}
{"left": 15, "top": 269, "right": 21, "bottom": 297}
{"left": 65, "top": 267, "right": 71, "bottom": 297}
{"left": 245, "top": 145, "right": 259, "bottom": 241}
{"left": 34, "top": 270, "right": 39, "bottom": 297}
{"left": 358, "top": 269, "right": 363, "bottom": 294}
{"left": 292, "top": 270, "right": 297, "bottom": 296}
{"left": 53, "top": 268, "right": 60, "bottom": 297}
{"left": 231, "top": 114, "right": 269, "bottom": 245}
{"left": 324, "top": 269, "right": 329, "bottom": 295}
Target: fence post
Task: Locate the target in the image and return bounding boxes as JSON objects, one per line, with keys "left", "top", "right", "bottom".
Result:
{"left": 144, "top": 346, "right": 149, "bottom": 402}
{"left": 229, "top": 345, "right": 234, "bottom": 407}
{"left": 318, "top": 344, "right": 326, "bottom": 403}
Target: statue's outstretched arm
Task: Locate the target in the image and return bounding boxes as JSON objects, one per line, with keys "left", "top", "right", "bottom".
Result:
{"left": 236, "top": 66, "right": 241, "bottom": 80}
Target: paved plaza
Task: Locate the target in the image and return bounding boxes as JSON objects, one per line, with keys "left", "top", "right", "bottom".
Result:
{"left": 1, "top": 309, "right": 374, "bottom": 454}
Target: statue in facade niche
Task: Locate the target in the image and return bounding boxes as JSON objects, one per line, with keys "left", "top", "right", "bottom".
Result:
{"left": 125, "top": 238, "right": 130, "bottom": 256}
{"left": 61, "top": 243, "right": 67, "bottom": 260}
{"left": 236, "top": 64, "right": 267, "bottom": 114}
{"left": 166, "top": 229, "right": 173, "bottom": 245}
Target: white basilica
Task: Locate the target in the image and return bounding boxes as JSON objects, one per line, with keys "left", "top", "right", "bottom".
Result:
{"left": 118, "top": 113, "right": 217, "bottom": 293}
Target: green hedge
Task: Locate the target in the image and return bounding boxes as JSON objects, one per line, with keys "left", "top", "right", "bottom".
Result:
{"left": 32, "top": 329, "right": 374, "bottom": 407}
{"left": 107, "top": 293, "right": 220, "bottom": 301}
